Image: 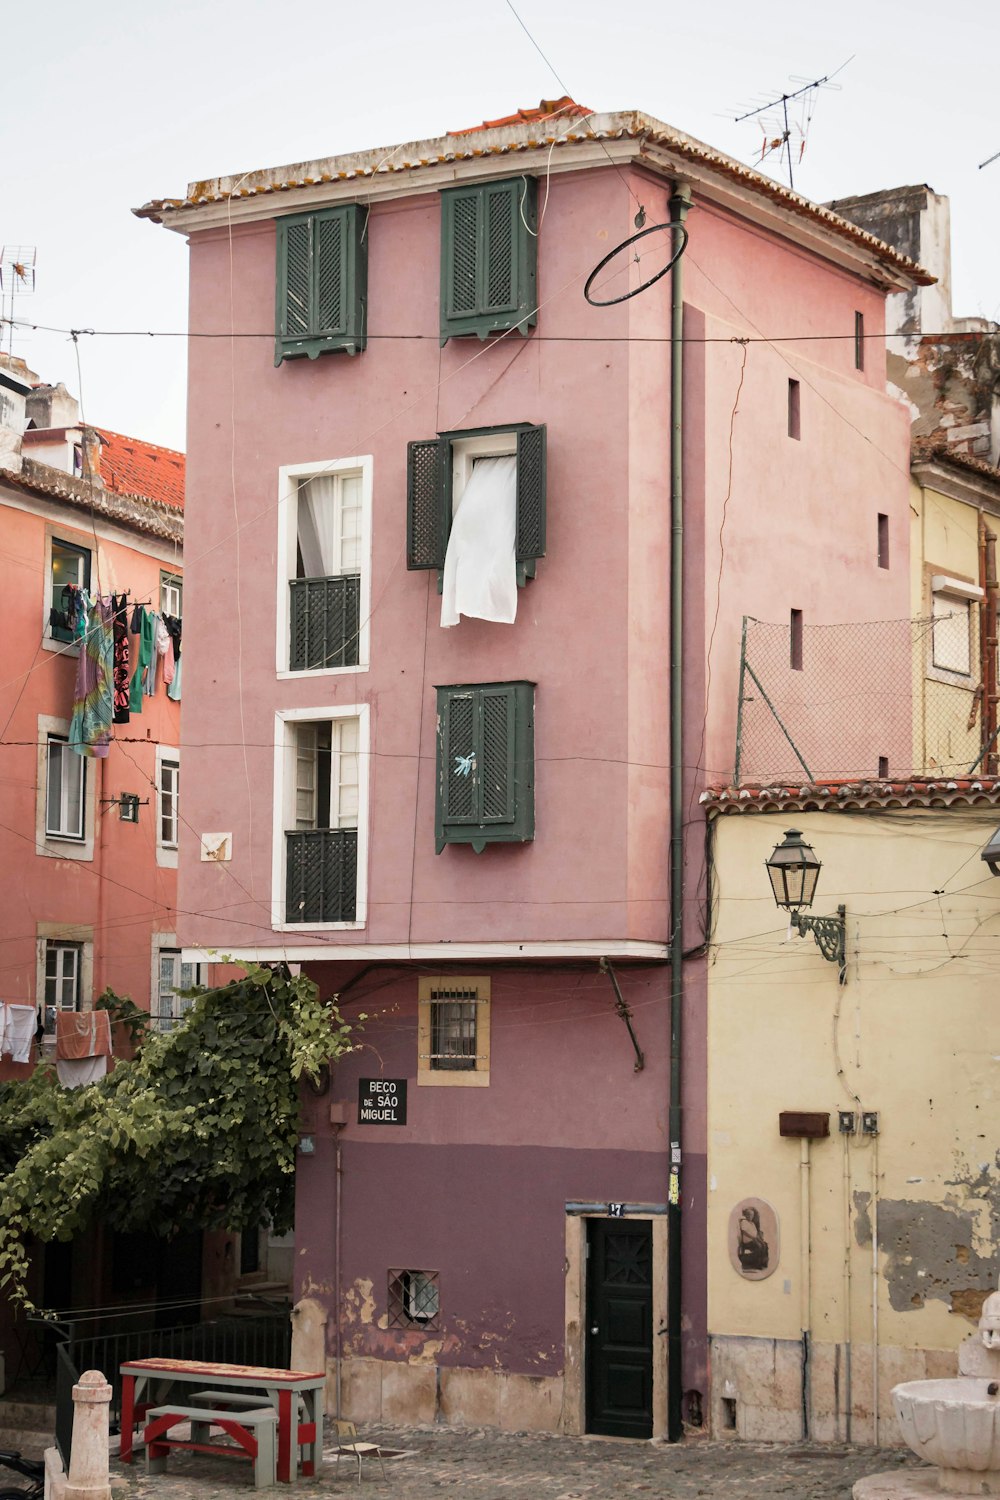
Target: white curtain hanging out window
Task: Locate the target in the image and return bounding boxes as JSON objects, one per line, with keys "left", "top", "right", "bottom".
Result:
{"left": 441, "top": 455, "right": 518, "bottom": 627}
{"left": 297, "top": 476, "right": 338, "bottom": 577}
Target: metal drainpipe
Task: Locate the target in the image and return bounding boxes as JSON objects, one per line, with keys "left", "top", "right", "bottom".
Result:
{"left": 667, "top": 181, "right": 692, "bottom": 1445}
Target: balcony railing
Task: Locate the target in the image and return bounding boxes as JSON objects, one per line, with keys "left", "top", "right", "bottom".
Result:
{"left": 285, "top": 828, "right": 358, "bottom": 923}
{"left": 289, "top": 574, "right": 360, "bottom": 671}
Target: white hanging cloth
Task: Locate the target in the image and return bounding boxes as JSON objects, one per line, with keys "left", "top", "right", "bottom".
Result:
{"left": 297, "top": 476, "right": 337, "bottom": 577}
{"left": 441, "top": 455, "right": 518, "bottom": 627}
{"left": 0, "top": 1002, "right": 35, "bottom": 1062}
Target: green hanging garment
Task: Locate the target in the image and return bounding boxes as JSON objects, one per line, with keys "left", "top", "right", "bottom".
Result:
{"left": 129, "top": 606, "right": 155, "bottom": 713}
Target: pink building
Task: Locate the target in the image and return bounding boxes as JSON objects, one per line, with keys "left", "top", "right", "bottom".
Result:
{"left": 138, "top": 100, "right": 926, "bottom": 1437}
{"left": 0, "top": 360, "right": 193, "bottom": 1341}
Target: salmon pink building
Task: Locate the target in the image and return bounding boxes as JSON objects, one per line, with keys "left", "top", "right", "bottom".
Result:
{"left": 138, "top": 100, "right": 928, "bottom": 1438}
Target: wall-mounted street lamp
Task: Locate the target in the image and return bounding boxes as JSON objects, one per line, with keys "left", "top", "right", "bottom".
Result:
{"left": 765, "top": 829, "right": 846, "bottom": 984}
{"left": 981, "top": 827, "right": 1000, "bottom": 875}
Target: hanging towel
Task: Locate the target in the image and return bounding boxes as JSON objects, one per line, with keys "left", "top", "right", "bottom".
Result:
{"left": 55, "top": 1009, "right": 112, "bottom": 1060}
{"left": 441, "top": 455, "right": 519, "bottom": 627}
{"left": 167, "top": 653, "right": 182, "bottom": 702}
{"left": 70, "top": 597, "right": 114, "bottom": 758}
{"left": 1, "top": 1002, "right": 36, "bottom": 1062}
{"left": 129, "top": 606, "right": 155, "bottom": 713}
{"left": 155, "top": 616, "right": 175, "bottom": 686}
{"left": 56, "top": 1055, "right": 108, "bottom": 1089}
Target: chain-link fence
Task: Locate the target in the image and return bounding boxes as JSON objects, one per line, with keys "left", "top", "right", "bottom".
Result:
{"left": 734, "top": 613, "right": 995, "bottom": 785}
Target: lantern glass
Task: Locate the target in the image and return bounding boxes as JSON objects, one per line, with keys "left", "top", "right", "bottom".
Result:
{"left": 765, "top": 829, "right": 822, "bottom": 912}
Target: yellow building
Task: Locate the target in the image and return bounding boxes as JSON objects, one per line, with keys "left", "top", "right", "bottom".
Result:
{"left": 703, "top": 446, "right": 1000, "bottom": 1444}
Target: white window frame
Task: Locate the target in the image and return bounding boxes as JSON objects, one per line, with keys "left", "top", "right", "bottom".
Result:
{"left": 271, "top": 703, "right": 370, "bottom": 930}
{"left": 152, "top": 938, "right": 203, "bottom": 1031}
{"left": 161, "top": 571, "right": 183, "bottom": 619}
{"left": 43, "top": 526, "right": 92, "bottom": 655}
{"left": 450, "top": 430, "right": 518, "bottom": 514}
{"left": 35, "top": 924, "right": 93, "bottom": 1036}
{"left": 156, "top": 745, "right": 180, "bottom": 868}
{"left": 929, "top": 574, "right": 982, "bottom": 683}
{"left": 35, "top": 714, "right": 94, "bottom": 860}
{"left": 276, "top": 455, "right": 373, "bottom": 678}
{"left": 44, "top": 734, "right": 86, "bottom": 841}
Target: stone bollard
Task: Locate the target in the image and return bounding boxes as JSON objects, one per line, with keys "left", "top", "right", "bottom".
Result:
{"left": 64, "top": 1370, "right": 112, "bottom": 1500}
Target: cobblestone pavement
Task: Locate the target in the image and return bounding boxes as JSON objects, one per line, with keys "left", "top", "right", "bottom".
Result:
{"left": 113, "top": 1424, "right": 925, "bottom": 1500}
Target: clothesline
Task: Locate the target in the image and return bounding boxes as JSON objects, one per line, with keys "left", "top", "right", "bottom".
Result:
{"left": 68, "top": 594, "right": 182, "bottom": 756}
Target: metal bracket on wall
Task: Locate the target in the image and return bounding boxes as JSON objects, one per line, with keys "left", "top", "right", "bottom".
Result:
{"left": 790, "top": 904, "right": 847, "bottom": 984}
{"left": 599, "top": 958, "right": 645, "bottom": 1072}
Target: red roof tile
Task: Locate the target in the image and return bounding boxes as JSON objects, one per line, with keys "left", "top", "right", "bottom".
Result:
{"left": 701, "top": 779, "right": 1000, "bottom": 813}
{"left": 94, "top": 427, "right": 185, "bottom": 509}
{"left": 450, "top": 97, "right": 593, "bottom": 135}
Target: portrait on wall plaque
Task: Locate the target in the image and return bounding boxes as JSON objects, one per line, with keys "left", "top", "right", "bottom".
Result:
{"left": 728, "top": 1197, "right": 779, "bottom": 1280}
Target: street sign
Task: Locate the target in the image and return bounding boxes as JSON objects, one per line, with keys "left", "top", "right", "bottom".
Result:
{"left": 358, "top": 1077, "right": 407, "bottom": 1125}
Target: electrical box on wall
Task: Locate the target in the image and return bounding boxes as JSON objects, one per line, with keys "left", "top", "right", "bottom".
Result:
{"left": 779, "top": 1111, "right": 830, "bottom": 1139}
{"left": 861, "top": 1111, "right": 880, "bottom": 1136}
{"left": 838, "top": 1110, "right": 857, "bottom": 1134}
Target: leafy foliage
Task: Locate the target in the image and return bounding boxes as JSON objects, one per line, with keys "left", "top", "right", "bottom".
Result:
{"left": 0, "top": 964, "right": 355, "bottom": 1310}
{"left": 95, "top": 986, "right": 153, "bottom": 1048}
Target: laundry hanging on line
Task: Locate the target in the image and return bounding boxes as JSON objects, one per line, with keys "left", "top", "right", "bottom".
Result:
{"left": 0, "top": 1001, "right": 36, "bottom": 1063}
{"left": 70, "top": 595, "right": 115, "bottom": 757}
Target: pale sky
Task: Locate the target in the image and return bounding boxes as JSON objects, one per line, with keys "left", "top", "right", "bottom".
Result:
{"left": 4, "top": 0, "right": 996, "bottom": 452}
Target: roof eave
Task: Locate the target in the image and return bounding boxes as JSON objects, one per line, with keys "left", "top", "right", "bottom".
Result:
{"left": 135, "top": 109, "right": 930, "bottom": 292}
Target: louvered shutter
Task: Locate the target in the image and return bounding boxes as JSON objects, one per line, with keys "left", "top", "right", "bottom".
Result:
{"left": 515, "top": 424, "right": 546, "bottom": 563}
{"left": 440, "top": 690, "right": 480, "bottom": 827}
{"left": 482, "top": 182, "right": 519, "bottom": 315}
{"left": 275, "top": 205, "right": 367, "bottom": 363}
{"left": 407, "top": 439, "right": 446, "bottom": 570}
{"left": 315, "top": 211, "right": 346, "bottom": 335}
{"left": 440, "top": 179, "right": 538, "bottom": 343}
{"left": 445, "top": 189, "right": 480, "bottom": 319}
{"left": 480, "top": 686, "right": 515, "bottom": 823}
{"left": 436, "top": 682, "right": 534, "bottom": 852}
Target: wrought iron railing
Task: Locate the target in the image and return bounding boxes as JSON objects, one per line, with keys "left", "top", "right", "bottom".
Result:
{"left": 289, "top": 575, "right": 360, "bottom": 670}
{"left": 32, "top": 1303, "right": 291, "bottom": 1437}
{"left": 285, "top": 828, "right": 358, "bottom": 922}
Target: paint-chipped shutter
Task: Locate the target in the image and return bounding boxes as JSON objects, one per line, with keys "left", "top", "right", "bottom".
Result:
{"left": 435, "top": 682, "right": 534, "bottom": 853}
{"left": 275, "top": 205, "right": 367, "bottom": 363}
{"left": 515, "top": 424, "right": 546, "bottom": 566}
{"left": 440, "top": 179, "right": 538, "bottom": 343}
{"left": 407, "top": 438, "right": 446, "bottom": 570}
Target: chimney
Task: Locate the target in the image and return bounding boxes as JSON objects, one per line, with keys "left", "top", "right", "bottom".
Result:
{"left": 25, "top": 381, "right": 80, "bottom": 431}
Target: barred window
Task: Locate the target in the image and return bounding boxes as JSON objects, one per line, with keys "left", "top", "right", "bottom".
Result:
{"left": 418, "top": 976, "right": 490, "bottom": 1087}
{"left": 388, "top": 1269, "right": 439, "bottom": 1329}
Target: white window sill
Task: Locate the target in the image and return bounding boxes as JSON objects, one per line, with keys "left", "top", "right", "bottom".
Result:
{"left": 37, "top": 836, "right": 93, "bottom": 862}
{"left": 42, "top": 636, "right": 81, "bottom": 658}
{"left": 270, "top": 919, "right": 367, "bottom": 933}
{"left": 275, "top": 664, "right": 369, "bottom": 681}
{"left": 156, "top": 847, "right": 179, "bottom": 869}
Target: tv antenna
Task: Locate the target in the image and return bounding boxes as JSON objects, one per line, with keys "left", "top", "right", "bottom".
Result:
{"left": 728, "top": 59, "right": 853, "bottom": 192}
{"left": 0, "top": 246, "right": 37, "bottom": 357}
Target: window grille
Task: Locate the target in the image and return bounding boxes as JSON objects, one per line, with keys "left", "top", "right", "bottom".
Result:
{"left": 387, "top": 1270, "right": 440, "bottom": 1330}
{"left": 428, "top": 986, "right": 480, "bottom": 1071}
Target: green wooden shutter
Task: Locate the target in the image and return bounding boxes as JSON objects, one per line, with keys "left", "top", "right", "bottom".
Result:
{"left": 407, "top": 438, "right": 447, "bottom": 570}
{"left": 436, "top": 682, "right": 534, "bottom": 853}
{"left": 275, "top": 205, "right": 367, "bottom": 363}
{"left": 515, "top": 424, "right": 546, "bottom": 565}
{"left": 440, "top": 178, "right": 538, "bottom": 343}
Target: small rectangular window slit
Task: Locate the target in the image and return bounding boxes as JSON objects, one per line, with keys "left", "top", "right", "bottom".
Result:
{"left": 877, "top": 513, "right": 889, "bottom": 569}
{"left": 855, "top": 311, "right": 865, "bottom": 371}
{"left": 787, "top": 379, "right": 801, "bottom": 440}
{"left": 878, "top": 756, "right": 889, "bottom": 779}
{"left": 790, "top": 609, "right": 803, "bottom": 671}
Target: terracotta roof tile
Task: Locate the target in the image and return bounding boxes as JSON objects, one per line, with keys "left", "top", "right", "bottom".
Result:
{"left": 94, "top": 427, "right": 185, "bottom": 509}
{"left": 701, "top": 779, "right": 1000, "bottom": 813}
{"left": 450, "top": 97, "right": 592, "bottom": 136}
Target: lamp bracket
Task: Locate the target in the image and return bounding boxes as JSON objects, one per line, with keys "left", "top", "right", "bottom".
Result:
{"left": 791, "top": 904, "right": 846, "bottom": 984}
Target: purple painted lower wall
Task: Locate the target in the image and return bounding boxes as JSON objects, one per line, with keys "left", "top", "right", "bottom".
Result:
{"left": 297, "top": 1140, "right": 668, "bottom": 1373}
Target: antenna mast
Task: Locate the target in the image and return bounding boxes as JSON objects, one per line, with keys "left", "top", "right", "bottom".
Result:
{"left": 0, "top": 246, "right": 37, "bottom": 358}
{"left": 730, "top": 60, "right": 852, "bottom": 191}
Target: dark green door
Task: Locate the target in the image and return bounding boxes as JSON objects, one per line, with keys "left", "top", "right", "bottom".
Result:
{"left": 585, "top": 1217, "right": 653, "bottom": 1437}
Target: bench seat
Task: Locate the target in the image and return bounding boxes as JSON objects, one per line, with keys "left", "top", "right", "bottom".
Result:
{"left": 143, "top": 1404, "right": 277, "bottom": 1489}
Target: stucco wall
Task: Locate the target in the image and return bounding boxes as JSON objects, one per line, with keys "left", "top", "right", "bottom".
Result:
{"left": 707, "top": 807, "right": 1000, "bottom": 1444}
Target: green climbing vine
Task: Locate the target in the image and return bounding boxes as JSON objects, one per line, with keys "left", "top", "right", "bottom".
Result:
{"left": 0, "top": 963, "right": 357, "bottom": 1311}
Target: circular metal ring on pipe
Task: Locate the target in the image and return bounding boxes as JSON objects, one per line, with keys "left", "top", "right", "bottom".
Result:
{"left": 583, "top": 221, "right": 689, "bottom": 307}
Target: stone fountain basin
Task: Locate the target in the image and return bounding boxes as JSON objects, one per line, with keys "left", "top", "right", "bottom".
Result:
{"left": 894, "top": 1380, "right": 1000, "bottom": 1482}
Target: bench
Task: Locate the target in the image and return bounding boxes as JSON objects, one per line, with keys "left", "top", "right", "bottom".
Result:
{"left": 143, "top": 1404, "right": 277, "bottom": 1489}
{"left": 187, "top": 1390, "right": 316, "bottom": 1451}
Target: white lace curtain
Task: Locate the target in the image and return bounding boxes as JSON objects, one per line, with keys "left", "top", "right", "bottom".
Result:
{"left": 441, "top": 455, "right": 518, "bottom": 627}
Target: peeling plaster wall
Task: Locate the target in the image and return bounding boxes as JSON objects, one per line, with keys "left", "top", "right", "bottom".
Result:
{"left": 707, "top": 808, "right": 1000, "bottom": 1445}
